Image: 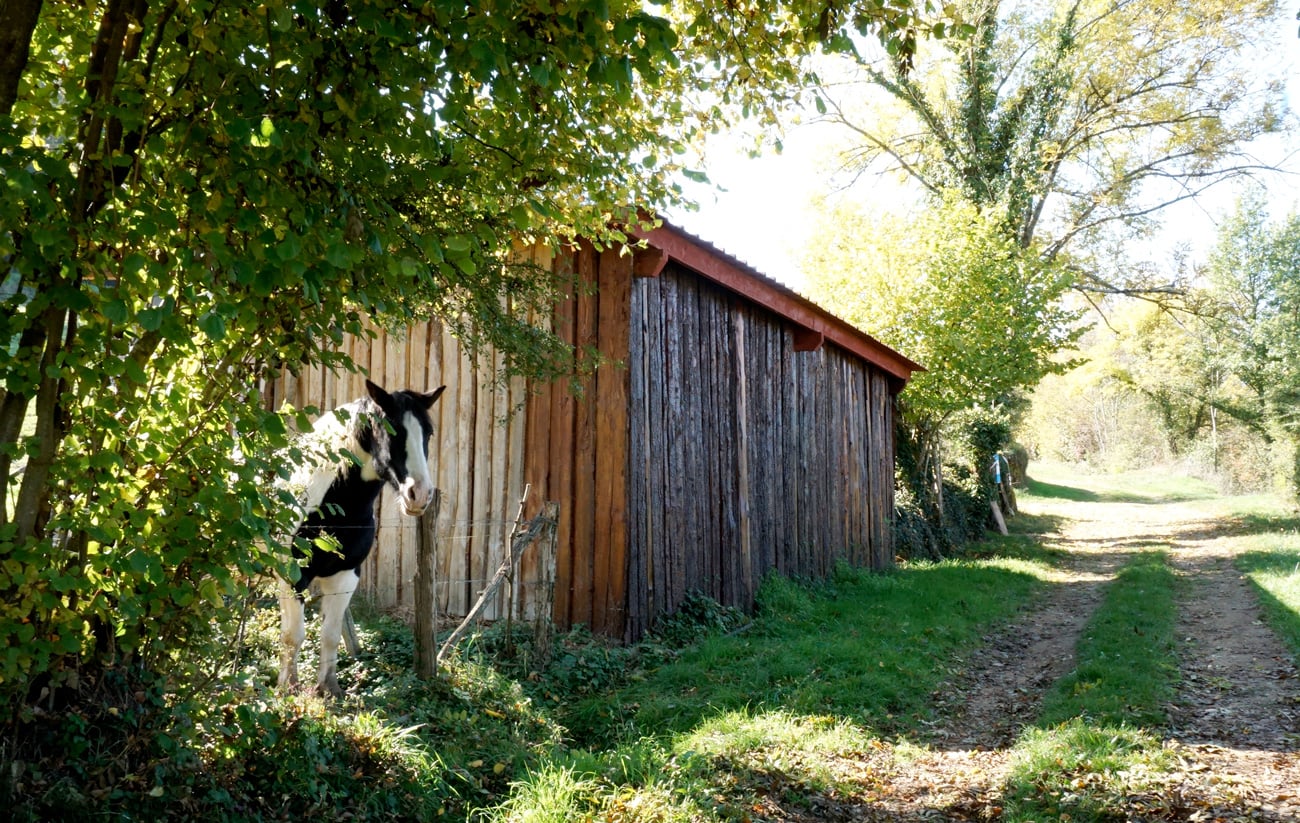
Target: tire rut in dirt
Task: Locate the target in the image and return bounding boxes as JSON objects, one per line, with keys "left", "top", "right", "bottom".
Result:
{"left": 1167, "top": 540, "right": 1300, "bottom": 821}
{"left": 931, "top": 548, "right": 1128, "bottom": 751}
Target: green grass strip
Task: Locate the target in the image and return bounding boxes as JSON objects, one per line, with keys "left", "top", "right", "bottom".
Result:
{"left": 509, "top": 545, "right": 1057, "bottom": 822}
{"left": 1004, "top": 550, "right": 1181, "bottom": 823}
{"left": 1036, "top": 550, "right": 1180, "bottom": 728}
{"left": 1002, "top": 720, "right": 1178, "bottom": 823}
{"left": 1237, "top": 547, "right": 1300, "bottom": 666}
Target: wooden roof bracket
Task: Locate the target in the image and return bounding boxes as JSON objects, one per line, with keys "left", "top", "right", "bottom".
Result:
{"left": 632, "top": 246, "right": 668, "bottom": 279}
{"left": 792, "top": 326, "right": 825, "bottom": 352}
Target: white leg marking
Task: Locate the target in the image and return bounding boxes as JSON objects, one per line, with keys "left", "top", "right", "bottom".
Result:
{"left": 277, "top": 577, "right": 305, "bottom": 692}
{"left": 315, "top": 570, "right": 359, "bottom": 698}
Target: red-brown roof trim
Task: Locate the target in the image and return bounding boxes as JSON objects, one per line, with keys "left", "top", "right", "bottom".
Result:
{"left": 629, "top": 222, "right": 924, "bottom": 387}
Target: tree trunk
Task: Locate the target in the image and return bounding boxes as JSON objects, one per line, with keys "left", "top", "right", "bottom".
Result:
{"left": 11, "top": 303, "right": 69, "bottom": 541}
{"left": 0, "top": 0, "right": 44, "bottom": 118}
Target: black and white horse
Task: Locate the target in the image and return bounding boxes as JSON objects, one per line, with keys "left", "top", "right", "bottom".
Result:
{"left": 277, "top": 379, "right": 445, "bottom": 697}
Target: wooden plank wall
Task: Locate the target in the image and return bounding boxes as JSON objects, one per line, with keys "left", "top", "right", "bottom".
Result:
{"left": 521, "top": 242, "right": 632, "bottom": 638}
{"left": 267, "top": 243, "right": 899, "bottom": 642}
{"left": 621, "top": 262, "right": 896, "bottom": 640}
{"left": 263, "top": 284, "right": 538, "bottom": 621}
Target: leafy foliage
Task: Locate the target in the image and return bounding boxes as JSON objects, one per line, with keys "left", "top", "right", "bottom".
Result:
{"left": 1200, "top": 193, "right": 1300, "bottom": 497}
{"left": 0, "top": 0, "right": 962, "bottom": 726}
{"left": 805, "top": 194, "right": 1081, "bottom": 429}
{"left": 1024, "top": 193, "right": 1300, "bottom": 495}
{"left": 820, "top": 0, "right": 1289, "bottom": 293}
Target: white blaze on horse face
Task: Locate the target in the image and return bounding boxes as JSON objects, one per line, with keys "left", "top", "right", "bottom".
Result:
{"left": 398, "top": 411, "right": 434, "bottom": 516}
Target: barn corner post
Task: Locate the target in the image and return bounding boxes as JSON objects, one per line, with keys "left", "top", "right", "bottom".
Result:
{"left": 415, "top": 489, "right": 443, "bottom": 680}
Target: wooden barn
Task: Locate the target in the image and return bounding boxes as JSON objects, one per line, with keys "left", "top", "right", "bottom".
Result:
{"left": 264, "top": 222, "right": 921, "bottom": 642}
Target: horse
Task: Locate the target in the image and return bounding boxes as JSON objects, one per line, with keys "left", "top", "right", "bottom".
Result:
{"left": 276, "top": 378, "right": 445, "bottom": 697}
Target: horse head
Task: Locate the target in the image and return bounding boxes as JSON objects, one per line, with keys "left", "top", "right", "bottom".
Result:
{"left": 361, "top": 379, "right": 445, "bottom": 517}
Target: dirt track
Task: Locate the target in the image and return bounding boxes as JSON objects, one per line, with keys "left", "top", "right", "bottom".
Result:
{"left": 860, "top": 488, "right": 1300, "bottom": 821}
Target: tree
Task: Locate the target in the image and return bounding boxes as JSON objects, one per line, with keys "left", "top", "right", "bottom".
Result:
{"left": 818, "top": 0, "right": 1288, "bottom": 295}
{"left": 0, "top": 0, "right": 954, "bottom": 716}
{"left": 803, "top": 193, "right": 1081, "bottom": 518}
{"left": 1199, "top": 192, "right": 1300, "bottom": 495}
{"left": 1107, "top": 303, "right": 1223, "bottom": 456}
{"left": 805, "top": 194, "right": 1080, "bottom": 423}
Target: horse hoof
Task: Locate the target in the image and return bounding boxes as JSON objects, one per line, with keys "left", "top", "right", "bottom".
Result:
{"left": 316, "top": 678, "right": 343, "bottom": 699}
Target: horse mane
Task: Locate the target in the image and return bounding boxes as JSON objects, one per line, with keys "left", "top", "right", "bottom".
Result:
{"left": 281, "top": 396, "right": 384, "bottom": 523}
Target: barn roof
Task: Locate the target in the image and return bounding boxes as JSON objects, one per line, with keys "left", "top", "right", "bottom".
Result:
{"left": 628, "top": 221, "right": 924, "bottom": 388}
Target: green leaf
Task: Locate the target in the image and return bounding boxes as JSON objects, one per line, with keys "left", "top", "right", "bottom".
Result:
{"left": 104, "top": 299, "right": 130, "bottom": 324}
{"left": 198, "top": 311, "right": 226, "bottom": 341}
{"left": 138, "top": 304, "right": 168, "bottom": 332}
{"left": 175, "top": 517, "right": 199, "bottom": 541}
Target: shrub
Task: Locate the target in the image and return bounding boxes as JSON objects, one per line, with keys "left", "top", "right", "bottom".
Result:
{"left": 894, "top": 408, "right": 1013, "bottom": 560}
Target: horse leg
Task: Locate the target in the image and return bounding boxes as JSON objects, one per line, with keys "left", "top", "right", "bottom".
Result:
{"left": 315, "top": 569, "right": 359, "bottom": 698}
{"left": 277, "top": 578, "right": 305, "bottom": 691}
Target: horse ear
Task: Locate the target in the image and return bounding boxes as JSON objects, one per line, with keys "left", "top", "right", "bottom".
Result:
{"left": 418, "top": 386, "right": 446, "bottom": 409}
{"left": 365, "top": 379, "right": 399, "bottom": 415}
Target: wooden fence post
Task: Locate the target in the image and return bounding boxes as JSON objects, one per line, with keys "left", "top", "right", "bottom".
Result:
{"left": 415, "top": 489, "right": 443, "bottom": 680}
{"left": 532, "top": 501, "right": 560, "bottom": 668}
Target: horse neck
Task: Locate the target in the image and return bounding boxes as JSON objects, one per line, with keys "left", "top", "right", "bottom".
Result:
{"left": 290, "top": 399, "right": 379, "bottom": 515}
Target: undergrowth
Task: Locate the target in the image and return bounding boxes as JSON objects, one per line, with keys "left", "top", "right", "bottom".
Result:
{"left": 9, "top": 465, "right": 1220, "bottom": 823}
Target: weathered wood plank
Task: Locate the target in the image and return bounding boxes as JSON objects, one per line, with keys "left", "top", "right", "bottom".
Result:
{"left": 684, "top": 273, "right": 706, "bottom": 599}
{"left": 662, "top": 268, "right": 687, "bottom": 613}
{"left": 626, "top": 280, "right": 645, "bottom": 639}
{"left": 470, "top": 358, "right": 494, "bottom": 616}
{"left": 645, "top": 275, "right": 668, "bottom": 625}
{"left": 570, "top": 243, "right": 598, "bottom": 628}
{"left": 452, "top": 329, "right": 477, "bottom": 615}
{"left": 548, "top": 250, "right": 578, "bottom": 625}
{"left": 732, "top": 310, "right": 753, "bottom": 609}
{"left": 595, "top": 248, "right": 631, "bottom": 637}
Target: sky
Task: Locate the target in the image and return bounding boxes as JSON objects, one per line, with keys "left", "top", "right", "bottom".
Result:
{"left": 666, "top": 9, "right": 1300, "bottom": 293}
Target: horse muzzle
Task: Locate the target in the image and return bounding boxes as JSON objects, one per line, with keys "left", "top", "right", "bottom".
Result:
{"left": 398, "top": 479, "right": 435, "bottom": 517}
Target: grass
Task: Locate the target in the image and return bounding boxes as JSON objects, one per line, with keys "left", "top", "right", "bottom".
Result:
{"left": 25, "top": 460, "right": 1299, "bottom": 822}
{"left": 1025, "top": 460, "right": 1220, "bottom": 504}
{"left": 564, "top": 554, "right": 1054, "bottom": 746}
{"left": 1002, "top": 721, "right": 1179, "bottom": 823}
{"left": 516, "top": 546, "right": 1058, "bottom": 821}
{"left": 1238, "top": 547, "right": 1300, "bottom": 665}
{"left": 1217, "top": 494, "right": 1300, "bottom": 666}
{"left": 1002, "top": 550, "right": 1182, "bottom": 822}
{"left": 1036, "top": 551, "right": 1181, "bottom": 728}
{"left": 7, "top": 527, "right": 1057, "bottom": 822}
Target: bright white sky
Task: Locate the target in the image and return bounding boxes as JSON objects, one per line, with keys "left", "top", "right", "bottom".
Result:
{"left": 667, "top": 12, "right": 1300, "bottom": 292}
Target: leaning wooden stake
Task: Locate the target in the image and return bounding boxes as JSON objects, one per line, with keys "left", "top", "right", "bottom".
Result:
{"left": 414, "top": 489, "right": 443, "bottom": 680}
{"left": 342, "top": 609, "right": 360, "bottom": 657}
{"left": 990, "top": 500, "right": 1008, "bottom": 535}
{"left": 502, "top": 485, "right": 531, "bottom": 656}
{"left": 437, "top": 502, "right": 558, "bottom": 665}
